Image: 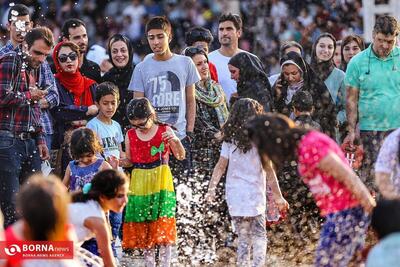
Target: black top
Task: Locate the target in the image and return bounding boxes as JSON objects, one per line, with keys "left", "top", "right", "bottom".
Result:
{"left": 274, "top": 52, "right": 337, "bottom": 138}
{"left": 228, "top": 52, "right": 273, "bottom": 111}
{"left": 80, "top": 57, "right": 102, "bottom": 83}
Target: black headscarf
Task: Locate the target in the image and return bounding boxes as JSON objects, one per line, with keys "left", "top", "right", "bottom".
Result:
{"left": 310, "top": 33, "right": 336, "bottom": 82}
{"left": 102, "top": 34, "right": 135, "bottom": 132}
{"left": 275, "top": 51, "right": 337, "bottom": 137}
{"left": 228, "top": 52, "right": 273, "bottom": 111}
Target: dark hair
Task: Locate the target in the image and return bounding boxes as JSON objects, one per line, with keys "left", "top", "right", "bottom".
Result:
{"left": 69, "top": 128, "right": 103, "bottom": 160}
{"left": 107, "top": 33, "right": 133, "bottom": 69}
{"left": 374, "top": 15, "right": 399, "bottom": 36}
{"left": 7, "top": 4, "right": 30, "bottom": 22}
{"left": 185, "top": 26, "right": 213, "bottom": 46}
{"left": 145, "top": 16, "right": 172, "bottom": 35}
{"left": 126, "top": 97, "right": 156, "bottom": 121}
{"left": 25, "top": 27, "right": 54, "bottom": 49}
{"left": 341, "top": 34, "right": 365, "bottom": 66}
{"left": 279, "top": 41, "right": 303, "bottom": 59}
{"left": 72, "top": 169, "right": 128, "bottom": 203}
{"left": 183, "top": 46, "right": 208, "bottom": 62}
{"left": 292, "top": 90, "right": 313, "bottom": 112}
{"left": 222, "top": 98, "right": 264, "bottom": 153}
{"left": 371, "top": 199, "right": 400, "bottom": 239}
{"left": 219, "top": 13, "right": 242, "bottom": 31}
{"left": 61, "top": 18, "right": 86, "bottom": 39}
{"left": 247, "top": 113, "right": 308, "bottom": 170}
{"left": 18, "top": 174, "right": 70, "bottom": 241}
{"left": 311, "top": 32, "right": 336, "bottom": 63}
{"left": 95, "top": 82, "right": 120, "bottom": 103}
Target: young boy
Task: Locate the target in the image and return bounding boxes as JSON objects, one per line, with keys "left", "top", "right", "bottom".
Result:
{"left": 87, "top": 82, "right": 125, "bottom": 166}
{"left": 185, "top": 26, "right": 218, "bottom": 81}
{"left": 291, "top": 90, "right": 322, "bottom": 131}
{"left": 86, "top": 81, "right": 125, "bottom": 261}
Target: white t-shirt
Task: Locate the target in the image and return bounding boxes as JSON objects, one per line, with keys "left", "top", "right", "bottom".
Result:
{"left": 69, "top": 200, "right": 105, "bottom": 245}
{"left": 87, "top": 117, "right": 123, "bottom": 159}
{"left": 129, "top": 54, "right": 200, "bottom": 139}
{"left": 220, "top": 142, "right": 266, "bottom": 217}
{"left": 375, "top": 128, "right": 400, "bottom": 194}
{"left": 208, "top": 50, "right": 237, "bottom": 102}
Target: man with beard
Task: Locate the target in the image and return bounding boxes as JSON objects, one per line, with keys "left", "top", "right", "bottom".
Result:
{"left": 0, "top": 4, "right": 59, "bottom": 151}
{"left": 344, "top": 15, "right": 400, "bottom": 191}
{"left": 0, "top": 27, "right": 53, "bottom": 227}
{"left": 208, "top": 13, "right": 256, "bottom": 104}
{"left": 60, "top": 18, "right": 101, "bottom": 82}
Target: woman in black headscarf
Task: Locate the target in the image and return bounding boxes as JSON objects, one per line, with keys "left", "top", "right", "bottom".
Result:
{"left": 228, "top": 52, "right": 273, "bottom": 111}
{"left": 273, "top": 51, "right": 337, "bottom": 138}
{"left": 103, "top": 34, "right": 135, "bottom": 132}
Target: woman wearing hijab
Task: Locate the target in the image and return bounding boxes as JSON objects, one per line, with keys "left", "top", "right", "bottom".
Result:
{"left": 340, "top": 34, "right": 365, "bottom": 72}
{"left": 51, "top": 41, "right": 98, "bottom": 176}
{"left": 228, "top": 52, "right": 273, "bottom": 111}
{"left": 311, "top": 33, "right": 346, "bottom": 140}
{"left": 181, "top": 46, "right": 229, "bottom": 262}
{"left": 103, "top": 34, "right": 135, "bottom": 132}
{"left": 274, "top": 51, "right": 337, "bottom": 138}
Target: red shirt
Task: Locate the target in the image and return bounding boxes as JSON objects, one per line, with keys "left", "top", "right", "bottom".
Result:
{"left": 209, "top": 62, "right": 218, "bottom": 82}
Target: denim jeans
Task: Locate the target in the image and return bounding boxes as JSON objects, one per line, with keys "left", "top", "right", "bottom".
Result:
{"left": 0, "top": 131, "right": 41, "bottom": 227}
{"left": 232, "top": 214, "right": 267, "bottom": 267}
{"left": 169, "top": 137, "right": 192, "bottom": 184}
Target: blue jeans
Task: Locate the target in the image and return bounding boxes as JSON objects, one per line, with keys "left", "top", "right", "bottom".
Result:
{"left": 315, "top": 206, "right": 370, "bottom": 267}
{"left": 0, "top": 131, "right": 41, "bottom": 227}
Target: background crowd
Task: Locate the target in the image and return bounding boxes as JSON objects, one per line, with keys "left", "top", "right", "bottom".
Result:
{"left": 0, "top": 0, "right": 364, "bottom": 73}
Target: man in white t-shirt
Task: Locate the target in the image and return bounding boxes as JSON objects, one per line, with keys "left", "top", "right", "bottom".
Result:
{"left": 129, "top": 16, "right": 200, "bottom": 169}
{"left": 208, "top": 13, "right": 249, "bottom": 103}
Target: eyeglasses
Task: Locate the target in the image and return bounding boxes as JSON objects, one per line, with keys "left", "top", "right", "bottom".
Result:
{"left": 58, "top": 52, "right": 78, "bottom": 63}
{"left": 130, "top": 115, "right": 151, "bottom": 129}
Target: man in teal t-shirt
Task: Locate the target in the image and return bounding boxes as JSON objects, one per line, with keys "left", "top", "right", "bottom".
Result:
{"left": 345, "top": 15, "right": 400, "bottom": 189}
{"left": 344, "top": 15, "right": 400, "bottom": 190}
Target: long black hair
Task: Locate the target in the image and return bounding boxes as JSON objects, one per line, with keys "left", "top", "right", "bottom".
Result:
{"left": 222, "top": 98, "right": 264, "bottom": 153}
{"left": 247, "top": 113, "right": 309, "bottom": 170}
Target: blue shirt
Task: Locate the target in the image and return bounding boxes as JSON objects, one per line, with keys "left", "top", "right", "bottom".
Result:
{"left": 0, "top": 41, "right": 59, "bottom": 135}
{"left": 345, "top": 44, "right": 400, "bottom": 131}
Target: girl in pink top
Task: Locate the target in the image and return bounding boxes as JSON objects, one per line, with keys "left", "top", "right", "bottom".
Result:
{"left": 248, "top": 114, "right": 375, "bottom": 267}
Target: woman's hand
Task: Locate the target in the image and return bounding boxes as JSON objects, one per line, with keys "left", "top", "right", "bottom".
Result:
{"left": 86, "top": 105, "right": 99, "bottom": 116}
{"left": 107, "top": 155, "right": 119, "bottom": 170}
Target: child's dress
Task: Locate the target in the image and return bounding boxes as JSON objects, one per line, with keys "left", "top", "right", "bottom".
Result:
{"left": 69, "top": 158, "right": 104, "bottom": 191}
{"left": 123, "top": 125, "right": 177, "bottom": 249}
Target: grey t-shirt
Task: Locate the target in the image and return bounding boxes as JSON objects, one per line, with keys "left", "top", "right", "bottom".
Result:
{"left": 128, "top": 54, "right": 200, "bottom": 139}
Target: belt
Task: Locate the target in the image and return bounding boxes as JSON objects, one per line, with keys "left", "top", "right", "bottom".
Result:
{"left": 0, "top": 130, "right": 35, "bottom": 140}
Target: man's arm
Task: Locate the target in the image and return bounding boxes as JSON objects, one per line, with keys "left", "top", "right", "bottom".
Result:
{"left": 345, "top": 86, "right": 359, "bottom": 145}
{"left": 41, "top": 62, "right": 59, "bottom": 108}
{"left": 185, "top": 84, "right": 196, "bottom": 133}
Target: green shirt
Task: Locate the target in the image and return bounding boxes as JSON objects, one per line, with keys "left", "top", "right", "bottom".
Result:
{"left": 345, "top": 44, "right": 400, "bottom": 131}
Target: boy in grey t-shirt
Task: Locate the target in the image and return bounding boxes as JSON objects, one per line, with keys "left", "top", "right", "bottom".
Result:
{"left": 128, "top": 16, "right": 200, "bottom": 141}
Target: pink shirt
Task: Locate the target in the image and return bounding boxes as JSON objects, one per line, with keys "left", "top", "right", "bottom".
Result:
{"left": 297, "top": 131, "right": 359, "bottom": 216}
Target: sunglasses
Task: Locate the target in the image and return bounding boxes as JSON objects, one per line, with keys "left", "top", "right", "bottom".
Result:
{"left": 184, "top": 46, "right": 207, "bottom": 58}
{"left": 58, "top": 52, "right": 78, "bottom": 63}
{"left": 131, "top": 115, "right": 151, "bottom": 129}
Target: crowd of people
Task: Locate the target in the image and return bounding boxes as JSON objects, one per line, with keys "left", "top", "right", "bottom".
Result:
{"left": 1, "top": 1, "right": 400, "bottom": 267}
